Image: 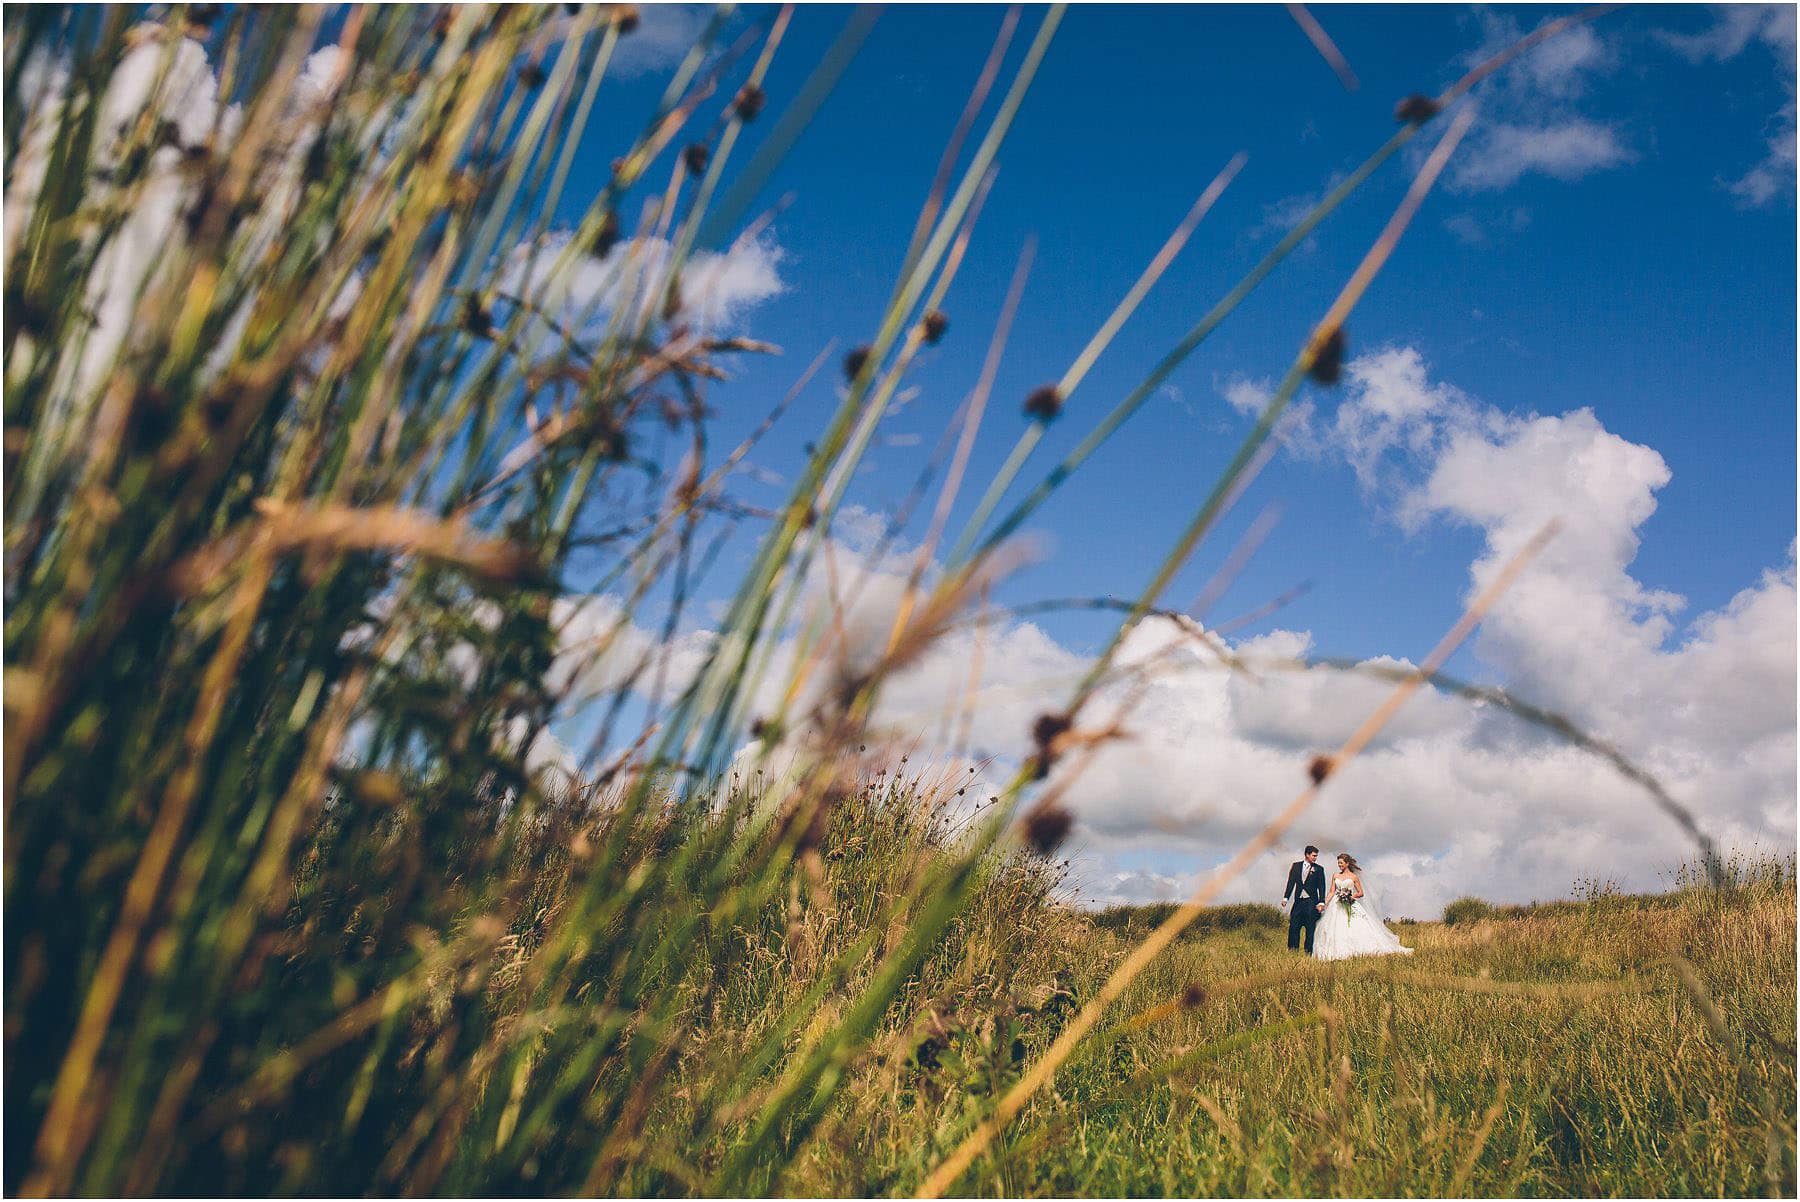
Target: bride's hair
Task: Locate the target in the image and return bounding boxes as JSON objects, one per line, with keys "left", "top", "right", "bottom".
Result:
{"left": 1337, "top": 853, "right": 1360, "bottom": 873}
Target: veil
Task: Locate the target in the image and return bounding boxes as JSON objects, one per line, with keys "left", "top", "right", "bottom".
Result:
{"left": 1353, "top": 876, "right": 1389, "bottom": 923}
{"left": 1340, "top": 868, "right": 1413, "bottom": 955}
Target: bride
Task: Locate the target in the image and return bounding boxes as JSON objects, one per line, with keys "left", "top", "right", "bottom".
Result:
{"left": 1313, "top": 853, "right": 1413, "bottom": 961}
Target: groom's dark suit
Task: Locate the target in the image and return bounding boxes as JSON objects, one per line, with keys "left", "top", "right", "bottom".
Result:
{"left": 1284, "top": 859, "right": 1326, "bottom": 953}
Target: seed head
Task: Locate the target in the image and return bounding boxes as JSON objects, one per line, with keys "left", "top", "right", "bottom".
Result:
{"left": 843, "top": 345, "right": 873, "bottom": 382}
{"left": 683, "top": 142, "right": 712, "bottom": 175}
{"left": 202, "top": 390, "right": 235, "bottom": 430}
{"left": 1307, "top": 325, "right": 1346, "bottom": 386}
{"left": 1394, "top": 93, "right": 1441, "bottom": 124}
{"left": 1181, "top": 982, "right": 1208, "bottom": 1008}
{"left": 1032, "top": 711, "right": 1072, "bottom": 750}
{"left": 733, "top": 83, "right": 767, "bottom": 122}
{"left": 1308, "top": 754, "right": 1335, "bottom": 786}
{"left": 600, "top": 426, "right": 630, "bottom": 463}
{"left": 1023, "top": 384, "right": 1064, "bottom": 421}
{"left": 1022, "top": 802, "right": 1074, "bottom": 857}
{"left": 126, "top": 384, "right": 175, "bottom": 452}
{"left": 589, "top": 209, "right": 621, "bottom": 258}
{"left": 460, "top": 295, "right": 494, "bottom": 338}
{"left": 921, "top": 308, "right": 949, "bottom": 344}
{"left": 613, "top": 4, "right": 640, "bottom": 33}
{"left": 518, "top": 62, "right": 547, "bottom": 90}
{"left": 1030, "top": 711, "right": 1072, "bottom": 780}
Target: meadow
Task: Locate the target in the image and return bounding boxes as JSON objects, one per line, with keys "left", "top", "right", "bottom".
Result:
{"left": 3, "top": 5, "right": 1792, "bottom": 1197}
{"left": 769, "top": 843, "right": 1797, "bottom": 1199}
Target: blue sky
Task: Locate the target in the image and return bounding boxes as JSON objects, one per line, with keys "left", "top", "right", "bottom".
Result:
{"left": 523, "top": 4, "right": 1798, "bottom": 913}
{"left": 570, "top": 3, "right": 1792, "bottom": 650}
{"left": 14, "top": 6, "right": 1790, "bottom": 915}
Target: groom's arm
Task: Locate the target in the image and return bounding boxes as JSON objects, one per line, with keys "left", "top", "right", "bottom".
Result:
{"left": 1281, "top": 863, "right": 1297, "bottom": 902}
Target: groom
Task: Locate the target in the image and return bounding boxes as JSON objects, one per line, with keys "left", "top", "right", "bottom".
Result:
{"left": 1281, "top": 845, "right": 1326, "bottom": 954}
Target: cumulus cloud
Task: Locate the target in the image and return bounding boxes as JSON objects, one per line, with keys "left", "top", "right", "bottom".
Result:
{"left": 505, "top": 230, "right": 785, "bottom": 335}
{"left": 1444, "top": 13, "right": 1634, "bottom": 194}
{"left": 6, "top": 26, "right": 354, "bottom": 511}
{"left": 1450, "top": 117, "right": 1633, "bottom": 192}
{"left": 571, "top": 347, "right": 1792, "bottom": 918}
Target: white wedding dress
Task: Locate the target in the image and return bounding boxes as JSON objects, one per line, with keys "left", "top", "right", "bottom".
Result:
{"left": 1312, "top": 872, "right": 1413, "bottom": 961}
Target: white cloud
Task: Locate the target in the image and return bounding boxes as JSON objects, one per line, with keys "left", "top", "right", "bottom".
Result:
{"left": 1217, "top": 375, "right": 1320, "bottom": 458}
{"left": 5, "top": 27, "right": 358, "bottom": 516}
{"left": 1658, "top": 6, "right": 1797, "bottom": 207}
{"left": 608, "top": 5, "right": 717, "bottom": 78}
{"left": 1331, "top": 345, "right": 1477, "bottom": 488}
{"left": 1247, "top": 170, "right": 1346, "bottom": 245}
{"left": 1451, "top": 117, "right": 1634, "bottom": 192}
{"left": 1440, "top": 14, "right": 1632, "bottom": 194}
{"left": 1728, "top": 96, "right": 1798, "bottom": 207}
{"left": 505, "top": 230, "right": 785, "bottom": 336}
{"left": 566, "top": 345, "right": 1792, "bottom": 920}
{"left": 1658, "top": 5, "right": 1795, "bottom": 64}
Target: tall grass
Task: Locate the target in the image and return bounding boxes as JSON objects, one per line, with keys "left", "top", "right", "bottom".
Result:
{"left": 953, "top": 864, "right": 1795, "bottom": 1199}
{"left": 3, "top": 4, "right": 1766, "bottom": 1198}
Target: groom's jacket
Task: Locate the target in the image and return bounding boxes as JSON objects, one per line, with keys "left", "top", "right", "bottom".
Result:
{"left": 1284, "top": 861, "right": 1326, "bottom": 912}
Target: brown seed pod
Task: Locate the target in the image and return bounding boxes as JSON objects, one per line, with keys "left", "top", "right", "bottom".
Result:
{"left": 518, "top": 62, "right": 547, "bottom": 90}
{"left": 589, "top": 208, "right": 621, "bottom": 258}
{"left": 1181, "top": 982, "right": 1208, "bottom": 1008}
{"left": 1022, "top": 802, "right": 1074, "bottom": 856}
{"left": 613, "top": 4, "right": 640, "bottom": 34}
{"left": 733, "top": 83, "right": 767, "bottom": 122}
{"left": 1023, "top": 383, "right": 1064, "bottom": 421}
{"left": 201, "top": 390, "right": 235, "bottom": 431}
{"left": 843, "top": 345, "right": 872, "bottom": 382}
{"left": 1308, "top": 325, "right": 1346, "bottom": 386}
{"left": 920, "top": 308, "right": 949, "bottom": 344}
{"left": 1030, "top": 711, "right": 1073, "bottom": 780}
{"left": 1032, "top": 711, "right": 1072, "bottom": 749}
{"left": 460, "top": 295, "right": 494, "bottom": 338}
{"left": 682, "top": 142, "right": 711, "bottom": 175}
{"left": 1394, "top": 93, "right": 1442, "bottom": 124}
{"left": 1308, "top": 754, "right": 1335, "bottom": 785}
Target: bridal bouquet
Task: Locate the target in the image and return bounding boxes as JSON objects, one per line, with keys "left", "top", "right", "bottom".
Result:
{"left": 1335, "top": 883, "right": 1356, "bottom": 914}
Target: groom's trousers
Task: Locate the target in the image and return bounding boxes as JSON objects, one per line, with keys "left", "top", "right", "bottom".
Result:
{"left": 1287, "top": 905, "right": 1319, "bottom": 954}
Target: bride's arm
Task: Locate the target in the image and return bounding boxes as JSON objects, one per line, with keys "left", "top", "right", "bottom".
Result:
{"left": 1350, "top": 872, "right": 1364, "bottom": 900}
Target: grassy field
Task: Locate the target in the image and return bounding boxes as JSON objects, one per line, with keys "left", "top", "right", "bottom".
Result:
{"left": 639, "top": 824, "right": 1798, "bottom": 1199}
{"left": 274, "top": 779, "right": 1799, "bottom": 1198}
{"left": 969, "top": 878, "right": 1796, "bottom": 1198}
